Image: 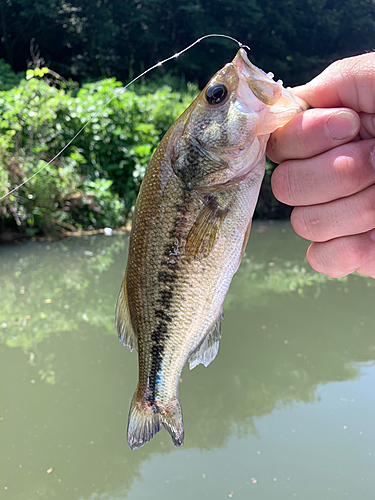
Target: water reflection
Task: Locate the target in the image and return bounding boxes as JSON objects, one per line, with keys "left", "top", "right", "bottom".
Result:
{"left": 0, "top": 222, "right": 374, "bottom": 499}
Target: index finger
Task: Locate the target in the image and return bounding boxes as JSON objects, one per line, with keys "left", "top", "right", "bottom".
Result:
{"left": 293, "top": 53, "right": 375, "bottom": 112}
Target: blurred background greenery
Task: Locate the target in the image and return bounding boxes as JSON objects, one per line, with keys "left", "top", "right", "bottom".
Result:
{"left": 0, "top": 0, "right": 374, "bottom": 238}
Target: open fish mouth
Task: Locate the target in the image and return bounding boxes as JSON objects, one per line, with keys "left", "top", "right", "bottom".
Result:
{"left": 234, "top": 48, "right": 283, "bottom": 106}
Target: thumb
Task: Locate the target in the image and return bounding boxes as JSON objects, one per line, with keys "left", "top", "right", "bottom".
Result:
{"left": 291, "top": 53, "right": 375, "bottom": 113}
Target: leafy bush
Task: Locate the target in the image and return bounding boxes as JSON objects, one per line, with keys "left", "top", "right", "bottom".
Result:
{"left": 0, "top": 59, "right": 23, "bottom": 91}
{"left": 0, "top": 71, "right": 198, "bottom": 236}
{"left": 0, "top": 66, "right": 289, "bottom": 238}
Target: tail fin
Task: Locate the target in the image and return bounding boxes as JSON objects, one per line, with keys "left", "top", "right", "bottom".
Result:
{"left": 127, "top": 389, "right": 184, "bottom": 450}
{"left": 160, "top": 399, "right": 184, "bottom": 448}
{"left": 127, "top": 391, "right": 162, "bottom": 450}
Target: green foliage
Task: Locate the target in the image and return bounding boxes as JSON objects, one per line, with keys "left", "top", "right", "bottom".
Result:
{"left": 0, "top": 59, "right": 23, "bottom": 90}
{"left": 1, "top": 0, "right": 374, "bottom": 235}
{"left": 0, "top": 73, "right": 197, "bottom": 235}
{"left": 79, "top": 178, "right": 126, "bottom": 228}
{"left": 1, "top": 0, "right": 375, "bottom": 88}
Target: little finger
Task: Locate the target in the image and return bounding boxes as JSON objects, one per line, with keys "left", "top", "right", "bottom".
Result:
{"left": 307, "top": 229, "right": 375, "bottom": 278}
{"left": 291, "top": 183, "right": 375, "bottom": 242}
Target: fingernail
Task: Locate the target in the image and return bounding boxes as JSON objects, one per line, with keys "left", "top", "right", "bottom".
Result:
{"left": 326, "top": 111, "right": 358, "bottom": 140}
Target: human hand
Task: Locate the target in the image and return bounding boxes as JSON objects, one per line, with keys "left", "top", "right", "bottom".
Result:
{"left": 267, "top": 53, "right": 375, "bottom": 278}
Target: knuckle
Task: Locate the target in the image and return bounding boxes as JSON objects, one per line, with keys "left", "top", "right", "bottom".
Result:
{"left": 293, "top": 125, "right": 309, "bottom": 157}
{"left": 335, "top": 142, "right": 375, "bottom": 194}
{"left": 327, "top": 56, "right": 375, "bottom": 113}
{"left": 335, "top": 154, "right": 362, "bottom": 192}
{"left": 354, "top": 191, "right": 375, "bottom": 229}
{"left": 359, "top": 205, "right": 375, "bottom": 229}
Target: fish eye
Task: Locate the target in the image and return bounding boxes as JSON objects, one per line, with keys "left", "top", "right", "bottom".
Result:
{"left": 205, "top": 83, "right": 228, "bottom": 105}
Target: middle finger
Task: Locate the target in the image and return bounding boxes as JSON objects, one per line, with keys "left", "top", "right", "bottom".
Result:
{"left": 272, "top": 139, "right": 375, "bottom": 206}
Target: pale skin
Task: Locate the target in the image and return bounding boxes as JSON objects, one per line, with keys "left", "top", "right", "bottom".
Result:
{"left": 267, "top": 53, "right": 375, "bottom": 279}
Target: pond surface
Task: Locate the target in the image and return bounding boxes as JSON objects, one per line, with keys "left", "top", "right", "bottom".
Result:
{"left": 1, "top": 221, "right": 375, "bottom": 500}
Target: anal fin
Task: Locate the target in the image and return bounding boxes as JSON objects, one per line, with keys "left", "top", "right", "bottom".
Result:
{"left": 115, "top": 278, "right": 137, "bottom": 352}
{"left": 189, "top": 313, "right": 222, "bottom": 370}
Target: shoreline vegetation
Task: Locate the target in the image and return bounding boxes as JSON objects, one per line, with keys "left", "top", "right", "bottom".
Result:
{"left": 0, "top": 61, "right": 290, "bottom": 241}
{"left": 1, "top": 0, "right": 375, "bottom": 240}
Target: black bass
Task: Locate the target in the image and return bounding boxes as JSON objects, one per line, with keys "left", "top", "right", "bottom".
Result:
{"left": 116, "top": 49, "right": 308, "bottom": 450}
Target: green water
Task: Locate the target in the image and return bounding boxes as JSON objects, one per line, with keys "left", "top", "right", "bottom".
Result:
{"left": 1, "top": 221, "right": 374, "bottom": 500}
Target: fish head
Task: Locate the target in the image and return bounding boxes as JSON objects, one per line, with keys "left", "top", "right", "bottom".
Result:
{"left": 186, "top": 48, "right": 308, "bottom": 150}
{"left": 174, "top": 49, "right": 308, "bottom": 188}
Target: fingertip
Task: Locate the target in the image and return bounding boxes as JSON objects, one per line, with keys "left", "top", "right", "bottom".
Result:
{"left": 306, "top": 230, "right": 375, "bottom": 279}
{"left": 306, "top": 242, "right": 345, "bottom": 278}
{"left": 305, "top": 243, "right": 317, "bottom": 271}
{"left": 306, "top": 243, "right": 324, "bottom": 275}
{"left": 270, "top": 164, "right": 285, "bottom": 203}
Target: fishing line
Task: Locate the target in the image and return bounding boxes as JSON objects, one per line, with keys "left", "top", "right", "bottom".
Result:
{"left": 0, "top": 34, "right": 249, "bottom": 201}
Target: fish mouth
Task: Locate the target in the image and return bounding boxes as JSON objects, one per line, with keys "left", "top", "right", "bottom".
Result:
{"left": 233, "top": 48, "right": 283, "bottom": 106}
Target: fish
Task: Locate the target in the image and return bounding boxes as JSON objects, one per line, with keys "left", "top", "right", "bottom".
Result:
{"left": 115, "top": 48, "right": 308, "bottom": 450}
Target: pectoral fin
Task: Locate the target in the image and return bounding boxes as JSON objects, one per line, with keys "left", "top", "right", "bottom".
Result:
{"left": 189, "top": 313, "right": 222, "bottom": 370}
{"left": 115, "top": 279, "right": 137, "bottom": 352}
{"left": 186, "top": 197, "right": 228, "bottom": 260}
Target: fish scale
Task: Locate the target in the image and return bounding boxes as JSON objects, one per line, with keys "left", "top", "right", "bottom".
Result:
{"left": 116, "top": 48, "right": 308, "bottom": 450}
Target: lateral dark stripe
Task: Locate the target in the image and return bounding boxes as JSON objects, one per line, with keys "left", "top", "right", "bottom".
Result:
{"left": 147, "top": 190, "right": 191, "bottom": 403}
{"left": 148, "top": 250, "right": 177, "bottom": 403}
